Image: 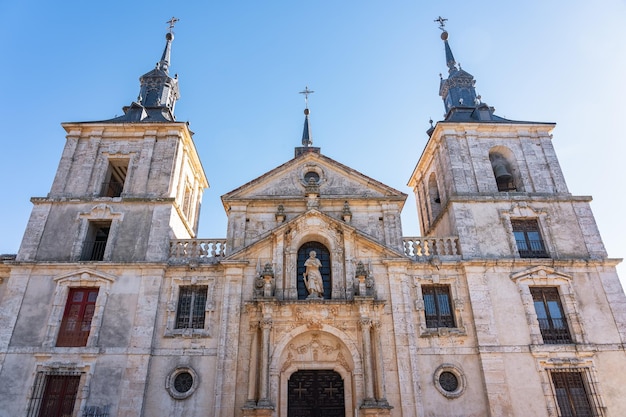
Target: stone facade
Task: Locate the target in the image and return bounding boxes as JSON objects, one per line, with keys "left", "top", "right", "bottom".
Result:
{"left": 1, "top": 28, "right": 625, "bottom": 417}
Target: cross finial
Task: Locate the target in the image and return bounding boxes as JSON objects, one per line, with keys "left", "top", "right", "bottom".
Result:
{"left": 434, "top": 16, "right": 447, "bottom": 31}
{"left": 299, "top": 86, "right": 315, "bottom": 109}
{"left": 166, "top": 17, "right": 179, "bottom": 34}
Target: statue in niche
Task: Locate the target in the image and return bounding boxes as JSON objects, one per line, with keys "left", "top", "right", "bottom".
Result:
{"left": 303, "top": 251, "right": 324, "bottom": 298}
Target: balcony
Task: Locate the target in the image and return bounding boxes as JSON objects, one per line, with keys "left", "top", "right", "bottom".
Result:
{"left": 170, "top": 239, "right": 227, "bottom": 263}
{"left": 402, "top": 237, "right": 461, "bottom": 260}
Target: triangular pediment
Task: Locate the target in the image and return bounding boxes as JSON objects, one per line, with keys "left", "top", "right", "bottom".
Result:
{"left": 224, "top": 209, "right": 406, "bottom": 262}
{"left": 510, "top": 266, "right": 572, "bottom": 282}
{"left": 222, "top": 152, "right": 406, "bottom": 204}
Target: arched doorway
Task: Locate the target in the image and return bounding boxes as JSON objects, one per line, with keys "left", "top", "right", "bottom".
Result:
{"left": 288, "top": 370, "right": 345, "bottom": 417}
{"left": 297, "top": 242, "right": 331, "bottom": 299}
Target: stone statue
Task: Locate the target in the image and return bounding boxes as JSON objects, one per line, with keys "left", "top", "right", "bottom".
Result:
{"left": 303, "top": 251, "right": 324, "bottom": 298}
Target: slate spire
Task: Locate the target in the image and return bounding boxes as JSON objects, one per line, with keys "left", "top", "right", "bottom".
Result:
{"left": 109, "top": 18, "right": 181, "bottom": 123}
{"left": 295, "top": 86, "right": 320, "bottom": 157}
{"left": 435, "top": 18, "right": 502, "bottom": 124}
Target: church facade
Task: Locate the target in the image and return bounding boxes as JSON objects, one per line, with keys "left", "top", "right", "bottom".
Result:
{"left": 0, "top": 22, "right": 625, "bottom": 417}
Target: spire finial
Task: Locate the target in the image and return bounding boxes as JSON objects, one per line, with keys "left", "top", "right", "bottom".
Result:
{"left": 434, "top": 16, "right": 448, "bottom": 31}
{"left": 299, "top": 86, "right": 314, "bottom": 147}
{"left": 299, "top": 86, "right": 315, "bottom": 109}
{"left": 166, "top": 17, "right": 179, "bottom": 34}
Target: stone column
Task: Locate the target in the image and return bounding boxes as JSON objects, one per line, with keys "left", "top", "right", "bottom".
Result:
{"left": 359, "top": 318, "right": 376, "bottom": 404}
{"left": 371, "top": 321, "right": 389, "bottom": 406}
{"left": 244, "top": 324, "right": 259, "bottom": 408}
{"left": 257, "top": 318, "right": 273, "bottom": 408}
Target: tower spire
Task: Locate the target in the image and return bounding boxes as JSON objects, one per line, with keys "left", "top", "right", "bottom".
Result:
{"left": 299, "top": 86, "right": 314, "bottom": 147}
{"left": 294, "top": 86, "right": 320, "bottom": 157}
{"left": 436, "top": 18, "right": 500, "bottom": 123}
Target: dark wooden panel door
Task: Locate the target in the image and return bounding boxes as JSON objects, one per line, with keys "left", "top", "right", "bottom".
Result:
{"left": 288, "top": 370, "right": 345, "bottom": 417}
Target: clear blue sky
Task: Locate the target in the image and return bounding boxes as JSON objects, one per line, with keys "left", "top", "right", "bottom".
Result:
{"left": 1, "top": 1, "right": 625, "bottom": 283}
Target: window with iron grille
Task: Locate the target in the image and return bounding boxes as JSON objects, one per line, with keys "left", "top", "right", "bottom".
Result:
{"left": 175, "top": 286, "right": 207, "bottom": 329}
{"left": 550, "top": 369, "right": 603, "bottom": 417}
{"left": 531, "top": 287, "right": 572, "bottom": 344}
{"left": 27, "top": 371, "right": 82, "bottom": 417}
{"left": 57, "top": 288, "right": 99, "bottom": 347}
{"left": 81, "top": 221, "right": 111, "bottom": 261}
{"left": 422, "top": 285, "right": 455, "bottom": 328}
{"left": 512, "top": 219, "right": 549, "bottom": 258}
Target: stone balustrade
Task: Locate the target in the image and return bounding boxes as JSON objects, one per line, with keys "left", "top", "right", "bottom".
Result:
{"left": 169, "top": 239, "right": 227, "bottom": 261}
{"left": 402, "top": 237, "right": 461, "bottom": 259}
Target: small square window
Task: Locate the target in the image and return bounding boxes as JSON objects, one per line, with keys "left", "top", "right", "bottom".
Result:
{"left": 511, "top": 219, "right": 549, "bottom": 258}
{"left": 422, "top": 285, "right": 455, "bottom": 328}
{"left": 175, "top": 286, "right": 208, "bottom": 329}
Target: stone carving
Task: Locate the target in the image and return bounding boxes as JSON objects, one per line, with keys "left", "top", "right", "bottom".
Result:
{"left": 302, "top": 251, "right": 324, "bottom": 299}
{"left": 355, "top": 261, "right": 375, "bottom": 297}
{"left": 255, "top": 263, "right": 275, "bottom": 298}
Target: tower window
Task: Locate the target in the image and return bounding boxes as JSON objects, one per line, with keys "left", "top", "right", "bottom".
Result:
{"left": 550, "top": 369, "right": 601, "bottom": 417}
{"left": 81, "top": 221, "right": 111, "bottom": 261}
{"left": 175, "top": 286, "right": 208, "bottom": 329}
{"left": 100, "top": 159, "right": 128, "bottom": 197}
{"left": 530, "top": 287, "right": 571, "bottom": 344}
{"left": 422, "top": 285, "right": 455, "bottom": 328}
{"left": 511, "top": 219, "right": 548, "bottom": 258}
{"left": 56, "top": 288, "right": 99, "bottom": 347}
{"left": 489, "top": 152, "right": 517, "bottom": 192}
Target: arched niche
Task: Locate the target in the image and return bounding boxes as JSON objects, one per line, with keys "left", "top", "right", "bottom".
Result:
{"left": 489, "top": 146, "right": 521, "bottom": 192}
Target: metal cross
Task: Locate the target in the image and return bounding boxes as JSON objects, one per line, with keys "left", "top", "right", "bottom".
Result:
{"left": 434, "top": 16, "right": 448, "bottom": 31}
{"left": 299, "top": 86, "right": 315, "bottom": 109}
{"left": 167, "top": 17, "right": 180, "bottom": 33}
{"left": 324, "top": 382, "right": 339, "bottom": 398}
{"left": 294, "top": 382, "right": 307, "bottom": 399}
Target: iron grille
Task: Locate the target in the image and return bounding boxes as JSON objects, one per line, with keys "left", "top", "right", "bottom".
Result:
{"left": 512, "top": 219, "right": 549, "bottom": 258}
{"left": 175, "top": 286, "right": 207, "bottom": 329}
{"left": 550, "top": 369, "right": 604, "bottom": 417}
{"left": 27, "top": 371, "right": 82, "bottom": 417}
{"left": 530, "top": 287, "right": 572, "bottom": 344}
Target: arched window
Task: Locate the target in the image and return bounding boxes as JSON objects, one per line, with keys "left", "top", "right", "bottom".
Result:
{"left": 297, "top": 242, "right": 331, "bottom": 300}
{"left": 489, "top": 150, "right": 517, "bottom": 192}
{"left": 428, "top": 172, "right": 442, "bottom": 220}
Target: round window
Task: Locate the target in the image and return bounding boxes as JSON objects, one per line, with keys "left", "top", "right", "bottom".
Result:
{"left": 166, "top": 367, "right": 198, "bottom": 399}
{"left": 304, "top": 171, "right": 320, "bottom": 183}
{"left": 433, "top": 364, "right": 465, "bottom": 398}
{"left": 439, "top": 371, "right": 459, "bottom": 392}
{"left": 174, "top": 371, "right": 194, "bottom": 393}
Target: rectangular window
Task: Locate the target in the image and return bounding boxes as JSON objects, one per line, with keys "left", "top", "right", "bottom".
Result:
{"left": 531, "top": 287, "right": 572, "bottom": 344}
{"left": 422, "top": 285, "right": 455, "bottom": 328}
{"left": 550, "top": 369, "right": 602, "bottom": 417}
{"left": 175, "top": 286, "right": 207, "bottom": 329}
{"left": 56, "top": 288, "right": 99, "bottom": 347}
{"left": 512, "top": 219, "right": 549, "bottom": 258}
{"left": 100, "top": 159, "right": 128, "bottom": 197}
{"left": 81, "top": 221, "right": 111, "bottom": 261}
{"left": 27, "top": 371, "right": 82, "bottom": 417}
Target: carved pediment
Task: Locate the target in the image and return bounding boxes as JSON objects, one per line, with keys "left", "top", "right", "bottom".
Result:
{"left": 222, "top": 152, "right": 405, "bottom": 202}
{"left": 510, "top": 266, "right": 572, "bottom": 283}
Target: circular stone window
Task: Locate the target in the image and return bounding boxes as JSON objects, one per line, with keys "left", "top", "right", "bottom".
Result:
{"left": 166, "top": 367, "right": 198, "bottom": 399}
{"left": 304, "top": 171, "right": 320, "bottom": 184}
{"left": 434, "top": 364, "right": 465, "bottom": 398}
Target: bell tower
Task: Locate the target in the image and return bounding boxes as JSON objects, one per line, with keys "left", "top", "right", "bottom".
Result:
{"left": 17, "top": 20, "right": 208, "bottom": 263}
{"left": 408, "top": 23, "right": 605, "bottom": 261}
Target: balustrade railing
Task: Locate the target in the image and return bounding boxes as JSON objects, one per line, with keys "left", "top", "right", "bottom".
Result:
{"left": 169, "top": 239, "right": 227, "bottom": 261}
{"left": 402, "top": 237, "right": 461, "bottom": 259}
